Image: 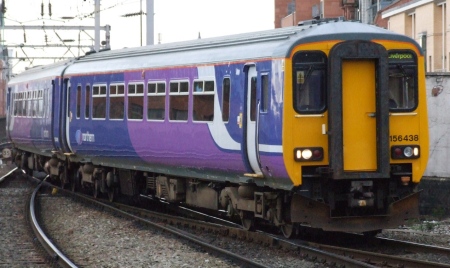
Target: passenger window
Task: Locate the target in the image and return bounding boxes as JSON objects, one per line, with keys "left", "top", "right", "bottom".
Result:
{"left": 92, "top": 85, "right": 107, "bottom": 119}
{"left": 147, "top": 82, "right": 165, "bottom": 120}
{"left": 76, "top": 85, "right": 81, "bottom": 119}
{"left": 19, "top": 93, "right": 22, "bottom": 117}
{"left": 250, "top": 77, "right": 257, "bottom": 121}
{"left": 12, "top": 93, "right": 16, "bottom": 117}
{"left": 193, "top": 80, "right": 215, "bottom": 122}
{"left": 293, "top": 51, "right": 327, "bottom": 114}
{"left": 109, "top": 84, "right": 124, "bottom": 120}
{"left": 261, "top": 74, "right": 269, "bottom": 113}
{"left": 222, "top": 77, "right": 230, "bottom": 122}
{"left": 18, "top": 93, "right": 22, "bottom": 116}
{"left": 38, "top": 90, "right": 44, "bottom": 118}
{"left": 85, "top": 85, "right": 91, "bottom": 119}
{"left": 128, "top": 83, "right": 144, "bottom": 120}
{"left": 169, "top": 81, "right": 189, "bottom": 121}
{"left": 388, "top": 51, "right": 417, "bottom": 111}
{"left": 26, "top": 91, "right": 31, "bottom": 117}
{"left": 32, "top": 91, "right": 38, "bottom": 117}
{"left": 22, "top": 92, "right": 26, "bottom": 116}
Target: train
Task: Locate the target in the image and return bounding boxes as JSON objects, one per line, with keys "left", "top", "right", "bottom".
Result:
{"left": 6, "top": 20, "right": 429, "bottom": 237}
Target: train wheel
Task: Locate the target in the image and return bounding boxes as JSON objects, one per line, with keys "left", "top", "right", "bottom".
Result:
{"left": 280, "top": 223, "right": 295, "bottom": 239}
{"left": 60, "top": 166, "right": 68, "bottom": 189}
{"left": 71, "top": 171, "right": 80, "bottom": 192}
{"left": 106, "top": 171, "right": 115, "bottom": 202}
{"left": 107, "top": 188, "right": 115, "bottom": 202}
{"left": 59, "top": 173, "right": 66, "bottom": 189}
{"left": 240, "top": 211, "right": 255, "bottom": 231}
{"left": 20, "top": 154, "right": 31, "bottom": 175}
{"left": 93, "top": 180, "right": 99, "bottom": 199}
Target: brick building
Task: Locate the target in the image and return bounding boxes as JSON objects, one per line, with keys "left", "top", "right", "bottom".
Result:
{"left": 275, "top": 0, "right": 396, "bottom": 27}
{"left": 275, "top": 0, "right": 350, "bottom": 27}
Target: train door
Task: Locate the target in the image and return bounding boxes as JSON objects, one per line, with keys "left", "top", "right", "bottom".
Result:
{"left": 6, "top": 87, "right": 12, "bottom": 142}
{"left": 52, "top": 79, "right": 63, "bottom": 151}
{"left": 59, "top": 78, "right": 73, "bottom": 153}
{"left": 245, "top": 66, "right": 263, "bottom": 175}
{"left": 328, "top": 41, "right": 390, "bottom": 179}
{"left": 342, "top": 60, "right": 377, "bottom": 171}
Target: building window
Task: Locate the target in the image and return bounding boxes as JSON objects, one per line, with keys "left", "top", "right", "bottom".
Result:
{"left": 128, "top": 83, "right": 144, "bottom": 120}
{"left": 222, "top": 77, "right": 230, "bottom": 122}
{"left": 147, "top": 81, "right": 165, "bottom": 120}
{"left": 193, "top": 80, "right": 215, "bottom": 122}
{"left": 408, "top": 13, "right": 415, "bottom": 40}
{"left": 109, "top": 84, "right": 125, "bottom": 120}
{"left": 169, "top": 81, "right": 189, "bottom": 121}
{"left": 92, "top": 85, "right": 107, "bottom": 119}
{"left": 429, "top": 56, "right": 432, "bottom": 72}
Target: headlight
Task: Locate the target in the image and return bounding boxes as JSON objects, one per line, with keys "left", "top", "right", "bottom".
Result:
{"left": 391, "top": 145, "right": 420, "bottom": 159}
{"left": 294, "top": 147, "right": 323, "bottom": 162}
{"left": 301, "top": 149, "right": 312, "bottom": 160}
{"left": 403, "top": 147, "right": 413, "bottom": 157}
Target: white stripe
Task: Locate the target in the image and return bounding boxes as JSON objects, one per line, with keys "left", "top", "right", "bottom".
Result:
{"left": 200, "top": 66, "right": 282, "bottom": 153}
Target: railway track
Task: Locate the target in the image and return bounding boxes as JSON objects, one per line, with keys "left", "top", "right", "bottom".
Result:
{"left": 0, "top": 166, "right": 77, "bottom": 268}
{"left": 0, "top": 166, "right": 53, "bottom": 267}
{"left": 36, "top": 182, "right": 378, "bottom": 267}
{"left": 36, "top": 181, "right": 273, "bottom": 268}
{"left": 18, "top": 172, "right": 450, "bottom": 267}
{"left": 99, "top": 194, "right": 450, "bottom": 267}
{"left": 29, "top": 177, "right": 78, "bottom": 268}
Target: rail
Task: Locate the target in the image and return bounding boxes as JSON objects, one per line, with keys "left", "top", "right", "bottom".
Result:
{"left": 29, "top": 176, "right": 78, "bottom": 268}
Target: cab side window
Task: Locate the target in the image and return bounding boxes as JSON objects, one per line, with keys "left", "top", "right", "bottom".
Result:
{"left": 292, "top": 51, "right": 327, "bottom": 114}
{"left": 388, "top": 51, "right": 418, "bottom": 111}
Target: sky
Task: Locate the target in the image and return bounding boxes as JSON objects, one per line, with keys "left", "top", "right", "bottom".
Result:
{"left": 3, "top": 0, "right": 275, "bottom": 74}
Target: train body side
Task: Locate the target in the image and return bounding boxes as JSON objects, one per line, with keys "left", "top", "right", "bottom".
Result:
{"left": 7, "top": 61, "right": 73, "bottom": 159}
{"left": 65, "top": 59, "right": 290, "bottom": 188}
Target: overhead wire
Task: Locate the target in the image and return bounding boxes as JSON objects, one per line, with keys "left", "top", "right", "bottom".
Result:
{"left": 7, "top": 0, "right": 141, "bottom": 72}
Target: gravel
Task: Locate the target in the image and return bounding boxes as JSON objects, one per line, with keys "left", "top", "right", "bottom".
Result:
{"left": 39, "top": 195, "right": 240, "bottom": 267}
{"left": 38, "top": 189, "right": 450, "bottom": 267}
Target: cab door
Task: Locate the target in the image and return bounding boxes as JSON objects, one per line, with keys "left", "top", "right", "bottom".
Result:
{"left": 342, "top": 60, "right": 377, "bottom": 171}
{"left": 328, "top": 41, "right": 390, "bottom": 179}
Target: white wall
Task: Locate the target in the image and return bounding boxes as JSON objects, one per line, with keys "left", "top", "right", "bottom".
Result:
{"left": 425, "top": 73, "right": 450, "bottom": 177}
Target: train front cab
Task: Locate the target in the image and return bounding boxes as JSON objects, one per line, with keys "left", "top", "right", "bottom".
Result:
{"left": 284, "top": 39, "right": 429, "bottom": 233}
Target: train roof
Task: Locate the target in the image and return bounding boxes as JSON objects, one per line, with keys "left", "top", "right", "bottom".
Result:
{"left": 11, "top": 21, "right": 422, "bottom": 80}
{"left": 67, "top": 21, "right": 421, "bottom": 75}
{"left": 8, "top": 59, "right": 74, "bottom": 85}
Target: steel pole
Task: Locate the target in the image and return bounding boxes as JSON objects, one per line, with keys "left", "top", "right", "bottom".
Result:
{"left": 95, "top": 0, "right": 100, "bottom": 52}
{"left": 146, "top": 0, "right": 154, "bottom": 45}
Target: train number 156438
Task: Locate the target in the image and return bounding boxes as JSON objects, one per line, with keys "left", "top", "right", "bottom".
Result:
{"left": 389, "top": 135, "right": 419, "bottom": 142}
